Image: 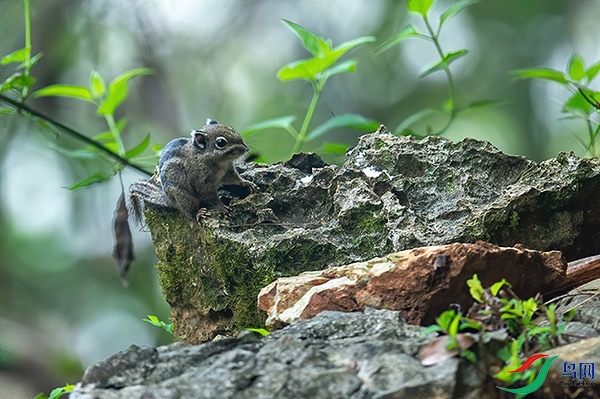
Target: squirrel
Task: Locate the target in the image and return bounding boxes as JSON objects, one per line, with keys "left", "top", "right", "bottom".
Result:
{"left": 129, "top": 119, "right": 257, "bottom": 223}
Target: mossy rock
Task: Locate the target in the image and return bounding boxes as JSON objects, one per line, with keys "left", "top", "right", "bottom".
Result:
{"left": 144, "top": 133, "right": 600, "bottom": 343}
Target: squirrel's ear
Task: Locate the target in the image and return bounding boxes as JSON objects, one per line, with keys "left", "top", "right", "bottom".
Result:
{"left": 206, "top": 118, "right": 219, "bottom": 126}
{"left": 193, "top": 131, "right": 208, "bottom": 149}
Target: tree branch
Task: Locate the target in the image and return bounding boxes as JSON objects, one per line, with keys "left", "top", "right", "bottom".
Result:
{"left": 0, "top": 93, "right": 153, "bottom": 176}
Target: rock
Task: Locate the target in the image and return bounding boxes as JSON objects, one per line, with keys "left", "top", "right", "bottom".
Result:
{"left": 557, "top": 277, "right": 600, "bottom": 334}
{"left": 142, "top": 133, "right": 600, "bottom": 342}
{"left": 71, "top": 309, "right": 493, "bottom": 399}
{"left": 258, "top": 242, "right": 567, "bottom": 327}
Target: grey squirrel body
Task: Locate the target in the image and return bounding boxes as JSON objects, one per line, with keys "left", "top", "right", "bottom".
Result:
{"left": 129, "top": 119, "right": 257, "bottom": 223}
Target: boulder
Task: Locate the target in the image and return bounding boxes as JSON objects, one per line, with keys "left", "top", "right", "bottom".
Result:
{"left": 142, "top": 133, "right": 600, "bottom": 342}
{"left": 257, "top": 242, "right": 567, "bottom": 327}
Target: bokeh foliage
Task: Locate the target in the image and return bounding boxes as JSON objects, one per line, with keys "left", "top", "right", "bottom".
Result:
{"left": 0, "top": 0, "right": 599, "bottom": 397}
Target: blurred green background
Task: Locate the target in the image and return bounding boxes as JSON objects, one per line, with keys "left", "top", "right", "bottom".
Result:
{"left": 1, "top": 0, "right": 598, "bottom": 397}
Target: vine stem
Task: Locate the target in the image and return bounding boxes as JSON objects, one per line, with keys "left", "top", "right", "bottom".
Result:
{"left": 22, "top": 0, "right": 32, "bottom": 99}
{"left": 105, "top": 113, "right": 126, "bottom": 157}
{"left": 292, "top": 78, "right": 324, "bottom": 154}
{"left": 423, "top": 14, "right": 457, "bottom": 135}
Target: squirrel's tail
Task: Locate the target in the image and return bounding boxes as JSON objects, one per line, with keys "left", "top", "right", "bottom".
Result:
{"left": 128, "top": 173, "right": 171, "bottom": 226}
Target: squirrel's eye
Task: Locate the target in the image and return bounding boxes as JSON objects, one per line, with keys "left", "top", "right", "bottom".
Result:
{"left": 215, "top": 137, "right": 228, "bottom": 149}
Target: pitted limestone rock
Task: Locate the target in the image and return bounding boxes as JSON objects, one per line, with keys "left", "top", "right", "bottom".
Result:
{"left": 144, "top": 133, "right": 600, "bottom": 342}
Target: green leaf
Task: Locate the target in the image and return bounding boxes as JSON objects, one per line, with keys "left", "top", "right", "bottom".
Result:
{"left": 0, "top": 73, "right": 36, "bottom": 93}
{"left": 436, "top": 309, "right": 457, "bottom": 331}
{"left": 440, "top": 0, "right": 477, "bottom": 27}
{"left": 28, "top": 52, "right": 43, "bottom": 67}
{"left": 282, "top": 20, "right": 329, "bottom": 57}
{"left": 467, "top": 274, "right": 484, "bottom": 303}
{"left": 34, "top": 84, "right": 94, "bottom": 102}
{"left": 585, "top": 61, "right": 600, "bottom": 82}
{"left": 277, "top": 36, "right": 373, "bottom": 82}
{"left": 66, "top": 172, "right": 113, "bottom": 191}
{"left": 97, "top": 68, "right": 152, "bottom": 116}
{"left": 244, "top": 116, "right": 297, "bottom": 136}
{"left": 407, "top": 0, "right": 435, "bottom": 15}
{"left": 522, "top": 298, "right": 538, "bottom": 317}
{"left": 448, "top": 313, "right": 461, "bottom": 337}
{"left": 460, "top": 349, "right": 477, "bottom": 363}
{"left": 563, "top": 92, "right": 594, "bottom": 115}
{"left": 33, "top": 116, "right": 60, "bottom": 138}
{"left": 463, "top": 100, "right": 500, "bottom": 111}
{"left": 306, "top": 113, "right": 380, "bottom": 140}
{"left": 421, "top": 324, "right": 443, "bottom": 334}
{"left": 0, "top": 108, "right": 15, "bottom": 115}
{"left": 332, "top": 36, "right": 376, "bottom": 58}
{"left": 125, "top": 134, "right": 151, "bottom": 158}
{"left": 322, "top": 142, "right": 350, "bottom": 154}
{"left": 393, "top": 108, "right": 441, "bottom": 135}
{"left": 511, "top": 68, "right": 568, "bottom": 84}
{"left": 50, "top": 144, "right": 97, "bottom": 159}
{"left": 16, "top": 52, "right": 44, "bottom": 70}
{"left": 459, "top": 318, "right": 482, "bottom": 331}
{"left": 374, "top": 25, "right": 421, "bottom": 55}
{"left": 420, "top": 49, "right": 468, "bottom": 78}
{"left": 89, "top": 70, "right": 106, "bottom": 99}
{"left": 1, "top": 48, "right": 27, "bottom": 65}
{"left": 568, "top": 53, "right": 586, "bottom": 82}
{"left": 48, "top": 384, "right": 74, "bottom": 399}
{"left": 246, "top": 328, "right": 270, "bottom": 336}
{"left": 490, "top": 278, "right": 509, "bottom": 296}
{"left": 319, "top": 59, "right": 356, "bottom": 82}
{"left": 143, "top": 315, "right": 161, "bottom": 326}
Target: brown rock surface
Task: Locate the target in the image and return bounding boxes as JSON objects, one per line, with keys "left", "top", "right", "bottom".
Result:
{"left": 258, "top": 242, "right": 567, "bottom": 327}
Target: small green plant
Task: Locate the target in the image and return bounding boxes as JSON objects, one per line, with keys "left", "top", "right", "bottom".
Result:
{"left": 244, "top": 20, "right": 379, "bottom": 160}
{"left": 513, "top": 53, "right": 600, "bottom": 157}
{"left": 31, "top": 68, "right": 156, "bottom": 189}
{"left": 425, "top": 274, "right": 574, "bottom": 393}
{"left": 422, "top": 308, "right": 480, "bottom": 362}
{"left": 0, "top": 0, "right": 154, "bottom": 188}
{"left": 143, "top": 314, "right": 175, "bottom": 335}
{"left": 0, "top": 0, "right": 39, "bottom": 102}
{"left": 463, "top": 274, "right": 575, "bottom": 392}
{"left": 34, "top": 383, "right": 74, "bottom": 399}
{"left": 375, "top": 0, "right": 492, "bottom": 137}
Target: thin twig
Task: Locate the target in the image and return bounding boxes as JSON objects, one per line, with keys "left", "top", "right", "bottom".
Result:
{"left": 0, "top": 93, "right": 153, "bottom": 176}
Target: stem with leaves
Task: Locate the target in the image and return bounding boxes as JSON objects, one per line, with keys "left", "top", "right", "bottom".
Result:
{"left": 294, "top": 78, "right": 324, "bottom": 153}
{"left": 22, "top": 0, "right": 31, "bottom": 98}
{"left": 422, "top": 14, "right": 457, "bottom": 135}
{"left": 375, "top": 0, "right": 483, "bottom": 137}
{"left": 513, "top": 52, "right": 600, "bottom": 158}
{"left": 244, "top": 20, "right": 379, "bottom": 161}
{"left": 0, "top": 93, "right": 152, "bottom": 175}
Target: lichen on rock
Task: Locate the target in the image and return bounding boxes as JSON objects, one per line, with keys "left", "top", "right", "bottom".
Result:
{"left": 143, "top": 132, "right": 600, "bottom": 343}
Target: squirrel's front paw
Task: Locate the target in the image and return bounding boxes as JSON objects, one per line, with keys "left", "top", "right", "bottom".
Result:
{"left": 195, "top": 206, "right": 230, "bottom": 222}
{"left": 195, "top": 208, "right": 210, "bottom": 222}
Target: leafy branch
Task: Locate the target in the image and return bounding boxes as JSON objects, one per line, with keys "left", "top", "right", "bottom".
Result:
{"left": 0, "top": 0, "right": 156, "bottom": 189}
{"left": 375, "top": 0, "right": 491, "bottom": 137}
{"left": 0, "top": 93, "right": 152, "bottom": 176}
{"left": 513, "top": 52, "right": 600, "bottom": 157}
{"left": 244, "top": 20, "right": 379, "bottom": 160}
